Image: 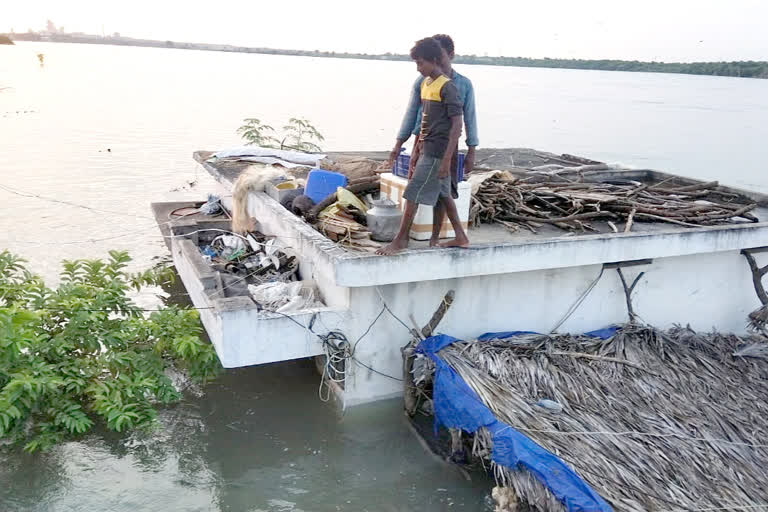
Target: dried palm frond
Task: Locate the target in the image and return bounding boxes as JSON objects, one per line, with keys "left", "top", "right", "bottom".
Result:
{"left": 414, "top": 324, "right": 768, "bottom": 512}
{"left": 748, "top": 304, "right": 768, "bottom": 333}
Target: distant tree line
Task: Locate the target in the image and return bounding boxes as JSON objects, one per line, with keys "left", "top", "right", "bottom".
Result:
{"left": 4, "top": 32, "right": 767, "bottom": 79}
{"left": 452, "top": 55, "right": 768, "bottom": 78}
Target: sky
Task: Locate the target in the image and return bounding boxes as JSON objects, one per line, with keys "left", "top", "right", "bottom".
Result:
{"left": 4, "top": 0, "right": 768, "bottom": 62}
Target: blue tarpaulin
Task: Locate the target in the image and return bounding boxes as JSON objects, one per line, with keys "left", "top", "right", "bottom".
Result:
{"left": 417, "top": 330, "right": 615, "bottom": 512}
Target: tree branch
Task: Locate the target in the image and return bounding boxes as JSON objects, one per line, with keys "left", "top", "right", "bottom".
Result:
{"left": 617, "top": 267, "right": 645, "bottom": 323}
{"left": 742, "top": 250, "right": 768, "bottom": 306}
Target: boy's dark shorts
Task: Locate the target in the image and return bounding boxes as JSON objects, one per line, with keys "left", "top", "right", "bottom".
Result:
{"left": 403, "top": 155, "right": 450, "bottom": 207}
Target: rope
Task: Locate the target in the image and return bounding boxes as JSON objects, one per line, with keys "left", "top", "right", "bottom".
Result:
{"left": 318, "top": 331, "right": 352, "bottom": 402}
{"left": 352, "top": 356, "right": 403, "bottom": 382}
{"left": 0, "top": 182, "right": 156, "bottom": 220}
{"left": 351, "top": 306, "right": 386, "bottom": 353}
{"left": 549, "top": 265, "right": 605, "bottom": 333}
{"left": 374, "top": 286, "right": 413, "bottom": 333}
{"left": 168, "top": 206, "right": 203, "bottom": 219}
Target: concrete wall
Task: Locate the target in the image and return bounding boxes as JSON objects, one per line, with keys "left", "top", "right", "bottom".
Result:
{"left": 200, "top": 167, "right": 768, "bottom": 405}
{"left": 341, "top": 249, "right": 765, "bottom": 405}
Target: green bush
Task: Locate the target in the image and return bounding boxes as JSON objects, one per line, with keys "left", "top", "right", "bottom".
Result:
{"left": 237, "top": 117, "right": 324, "bottom": 152}
{"left": 0, "top": 250, "right": 220, "bottom": 452}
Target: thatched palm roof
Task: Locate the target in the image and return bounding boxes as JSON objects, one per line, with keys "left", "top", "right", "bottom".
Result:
{"left": 428, "top": 324, "right": 768, "bottom": 511}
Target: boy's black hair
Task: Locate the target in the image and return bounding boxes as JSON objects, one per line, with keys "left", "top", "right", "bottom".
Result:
{"left": 432, "top": 34, "right": 455, "bottom": 56}
{"left": 410, "top": 37, "right": 443, "bottom": 63}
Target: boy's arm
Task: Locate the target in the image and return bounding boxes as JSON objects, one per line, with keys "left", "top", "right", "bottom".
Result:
{"left": 389, "top": 77, "right": 423, "bottom": 165}
{"left": 463, "top": 80, "right": 479, "bottom": 175}
{"left": 463, "top": 80, "right": 479, "bottom": 147}
{"left": 439, "top": 116, "right": 462, "bottom": 178}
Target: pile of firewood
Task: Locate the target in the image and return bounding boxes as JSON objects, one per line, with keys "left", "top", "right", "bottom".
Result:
{"left": 317, "top": 210, "right": 382, "bottom": 252}
{"left": 315, "top": 196, "right": 383, "bottom": 252}
{"left": 470, "top": 175, "right": 758, "bottom": 233}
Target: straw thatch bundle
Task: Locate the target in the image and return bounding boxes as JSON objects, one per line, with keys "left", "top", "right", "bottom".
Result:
{"left": 419, "top": 324, "right": 768, "bottom": 511}
{"left": 231, "top": 165, "right": 290, "bottom": 233}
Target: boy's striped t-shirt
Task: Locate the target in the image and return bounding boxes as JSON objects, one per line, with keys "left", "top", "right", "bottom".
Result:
{"left": 418, "top": 75, "right": 462, "bottom": 159}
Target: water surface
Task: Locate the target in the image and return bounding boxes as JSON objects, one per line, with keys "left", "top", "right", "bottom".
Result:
{"left": 1, "top": 41, "right": 767, "bottom": 511}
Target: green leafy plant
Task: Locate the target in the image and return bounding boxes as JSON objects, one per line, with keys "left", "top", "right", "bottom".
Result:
{"left": 237, "top": 117, "right": 324, "bottom": 152}
{"left": 281, "top": 117, "right": 325, "bottom": 153}
{"left": 0, "top": 250, "right": 221, "bottom": 452}
{"left": 236, "top": 118, "right": 279, "bottom": 148}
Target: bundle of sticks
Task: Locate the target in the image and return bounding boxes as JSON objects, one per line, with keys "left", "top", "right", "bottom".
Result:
{"left": 317, "top": 206, "right": 382, "bottom": 252}
{"left": 470, "top": 175, "right": 759, "bottom": 233}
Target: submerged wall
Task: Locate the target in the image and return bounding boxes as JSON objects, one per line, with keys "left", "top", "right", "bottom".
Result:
{"left": 340, "top": 249, "right": 763, "bottom": 405}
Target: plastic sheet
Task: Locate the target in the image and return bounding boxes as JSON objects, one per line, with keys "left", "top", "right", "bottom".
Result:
{"left": 417, "top": 331, "right": 614, "bottom": 512}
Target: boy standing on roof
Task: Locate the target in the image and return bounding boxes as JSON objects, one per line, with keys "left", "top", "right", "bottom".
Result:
{"left": 388, "top": 34, "right": 478, "bottom": 246}
{"left": 377, "top": 38, "right": 470, "bottom": 256}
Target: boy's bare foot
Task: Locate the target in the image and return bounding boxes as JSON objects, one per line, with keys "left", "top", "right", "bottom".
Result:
{"left": 429, "top": 235, "right": 440, "bottom": 247}
{"left": 440, "top": 235, "right": 470, "bottom": 248}
{"left": 376, "top": 238, "right": 409, "bottom": 255}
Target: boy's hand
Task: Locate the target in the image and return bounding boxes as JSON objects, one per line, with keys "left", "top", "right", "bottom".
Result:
{"left": 387, "top": 148, "right": 399, "bottom": 169}
{"left": 438, "top": 158, "right": 451, "bottom": 178}
{"left": 464, "top": 147, "right": 476, "bottom": 176}
{"left": 387, "top": 139, "right": 406, "bottom": 168}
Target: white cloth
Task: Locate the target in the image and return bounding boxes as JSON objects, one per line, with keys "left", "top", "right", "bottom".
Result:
{"left": 211, "top": 146, "right": 325, "bottom": 167}
{"left": 248, "top": 281, "right": 321, "bottom": 313}
{"left": 234, "top": 156, "right": 311, "bottom": 169}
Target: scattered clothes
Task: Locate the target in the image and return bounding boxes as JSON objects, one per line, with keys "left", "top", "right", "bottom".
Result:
{"left": 279, "top": 187, "right": 305, "bottom": 210}
{"left": 200, "top": 246, "right": 217, "bottom": 258}
{"left": 211, "top": 146, "right": 326, "bottom": 168}
{"left": 199, "top": 194, "right": 222, "bottom": 215}
{"left": 291, "top": 195, "right": 315, "bottom": 217}
{"left": 232, "top": 157, "right": 311, "bottom": 169}
{"left": 212, "top": 235, "right": 246, "bottom": 260}
{"left": 248, "top": 281, "right": 322, "bottom": 313}
{"left": 319, "top": 187, "right": 368, "bottom": 218}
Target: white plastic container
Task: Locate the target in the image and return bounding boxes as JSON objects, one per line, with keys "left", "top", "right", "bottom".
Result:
{"left": 379, "top": 173, "right": 470, "bottom": 241}
{"left": 266, "top": 180, "right": 300, "bottom": 203}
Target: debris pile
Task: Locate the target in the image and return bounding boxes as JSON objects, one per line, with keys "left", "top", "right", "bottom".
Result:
{"left": 288, "top": 165, "right": 383, "bottom": 252}
{"left": 248, "top": 281, "right": 322, "bottom": 313}
{"left": 202, "top": 234, "right": 298, "bottom": 284}
{"left": 222, "top": 148, "right": 387, "bottom": 252}
{"left": 470, "top": 173, "right": 759, "bottom": 233}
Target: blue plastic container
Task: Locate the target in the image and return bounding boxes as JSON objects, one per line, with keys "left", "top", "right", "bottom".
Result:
{"left": 393, "top": 151, "right": 466, "bottom": 182}
{"left": 305, "top": 169, "right": 348, "bottom": 203}
{"left": 393, "top": 151, "right": 410, "bottom": 179}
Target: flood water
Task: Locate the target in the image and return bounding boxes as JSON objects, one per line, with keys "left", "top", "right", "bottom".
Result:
{"left": 1, "top": 41, "right": 767, "bottom": 511}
